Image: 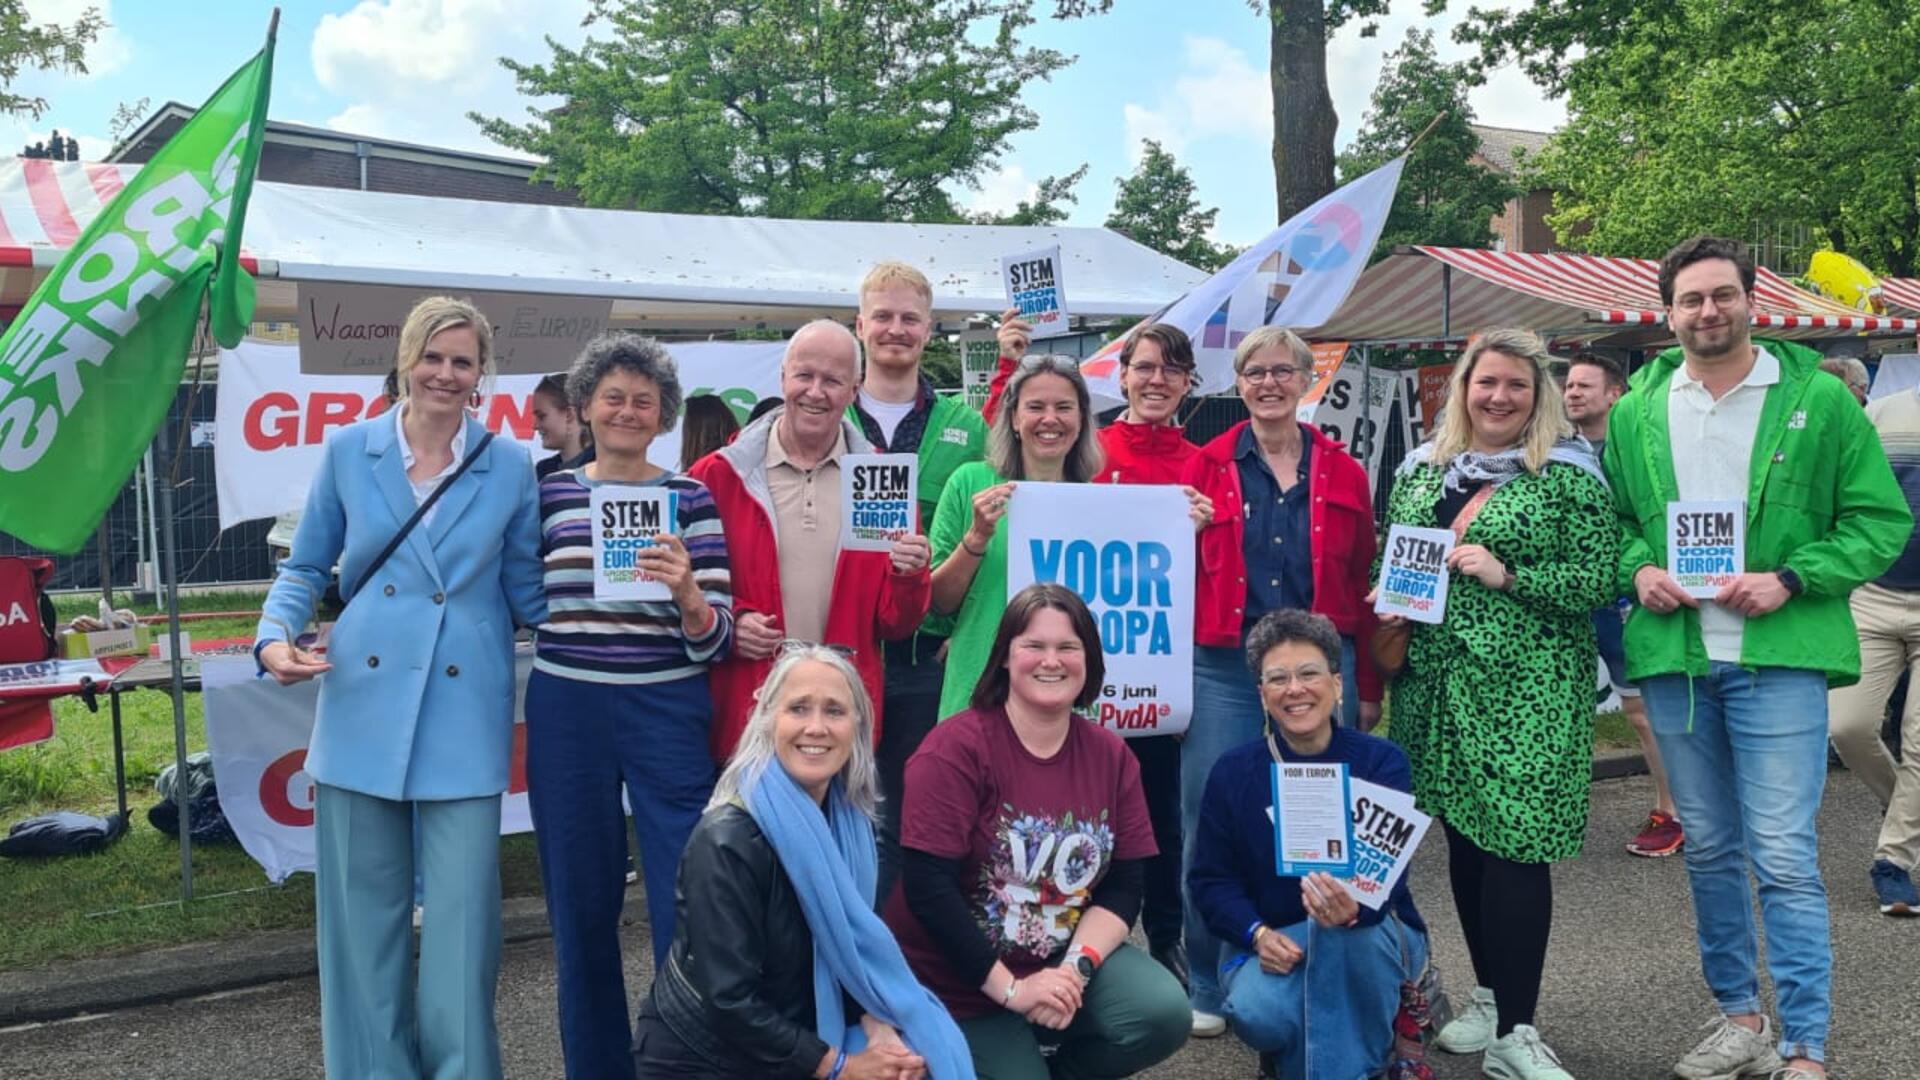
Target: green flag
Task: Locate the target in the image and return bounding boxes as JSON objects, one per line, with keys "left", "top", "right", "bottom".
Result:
{"left": 0, "top": 28, "right": 275, "bottom": 553}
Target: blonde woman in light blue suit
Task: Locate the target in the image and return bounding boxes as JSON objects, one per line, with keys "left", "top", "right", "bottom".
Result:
{"left": 255, "top": 295, "right": 546, "bottom": 1079}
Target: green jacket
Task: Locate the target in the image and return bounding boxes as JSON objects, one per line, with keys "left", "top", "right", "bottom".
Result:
{"left": 1601, "top": 337, "right": 1912, "bottom": 686}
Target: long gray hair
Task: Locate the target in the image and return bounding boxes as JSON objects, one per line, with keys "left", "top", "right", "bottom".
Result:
{"left": 708, "top": 644, "right": 881, "bottom": 820}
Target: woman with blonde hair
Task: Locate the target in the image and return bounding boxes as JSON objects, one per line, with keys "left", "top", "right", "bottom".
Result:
{"left": 255, "top": 295, "right": 546, "bottom": 1078}
{"left": 635, "top": 644, "right": 971, "bottom": 1079}
{"left": 1377, "top": 327, "right": 1617, "bottom": 1079}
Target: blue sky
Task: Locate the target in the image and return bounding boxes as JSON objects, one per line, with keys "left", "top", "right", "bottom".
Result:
{"left": 13, "top": 0, "right": 1565, "bottom": 247}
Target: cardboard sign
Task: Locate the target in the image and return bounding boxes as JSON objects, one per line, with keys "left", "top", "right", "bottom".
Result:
{"left": 841, "top": 453, "right": 917, "bottom": 552}
{"left": 296, "top": 282, "right": 615, "bottom": 375}
{"left": 1375, "top": 524, "right": 1455, "bottom": 624}
{"left": 1667, "top": 500, "right": 1744, "bottom": 598}
{"left": 1338, "top": 778, "right": 1433, "bottom": 910}
{"left": 1002, "top": 245, "right": 1072, "bottom": 339}
{"left": 1272, "top": 761, "right": 1356, "bottom": 877}
{"left": 590, "top": 487, "right": 676, "bottom": 601}
{"left": 1006, "top": 482, "right": 1195, "bottom": 737}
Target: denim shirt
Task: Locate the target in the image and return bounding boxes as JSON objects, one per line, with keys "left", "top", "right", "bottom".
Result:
{"left": 1237, "top": 424, "right": 1314, "bottom": 625}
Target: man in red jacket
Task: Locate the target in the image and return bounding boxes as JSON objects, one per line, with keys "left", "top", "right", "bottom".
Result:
{"left": 688, "top": 320, "right": 932, "bottom": 760}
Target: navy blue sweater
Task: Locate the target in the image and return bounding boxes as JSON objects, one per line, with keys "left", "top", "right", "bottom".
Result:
{"left": 1188, "top": 727, "right": 1425, "bottom": 948}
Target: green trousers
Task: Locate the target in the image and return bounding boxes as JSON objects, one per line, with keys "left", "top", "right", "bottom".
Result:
{"left": 956, "top": 944, "right": 1191, "bottom": 1080}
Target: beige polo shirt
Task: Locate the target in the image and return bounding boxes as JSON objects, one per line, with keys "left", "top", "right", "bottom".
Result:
{"left": 766, "top": 424, "right": 847, "bottom": 645}
{"left": 1668, "top": 346, "right": 1778, "bottom": 663}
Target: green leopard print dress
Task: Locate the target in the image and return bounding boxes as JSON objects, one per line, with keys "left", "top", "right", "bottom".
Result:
{"left": 1383, "top": 460, "right": 1618, "bottom": 863}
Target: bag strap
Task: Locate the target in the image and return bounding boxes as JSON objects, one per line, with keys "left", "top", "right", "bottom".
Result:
{"left": 355, "top": 432, "right": 494, "bottom": 598}
{"left": 1449, "top": 484, "right": 1494, "bottom": 543}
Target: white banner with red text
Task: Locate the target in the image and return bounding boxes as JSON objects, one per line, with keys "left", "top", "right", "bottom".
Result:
{"left": 201, "top": 653, "right": 542, "bottom": 883}
{"left": 214, "top": 340, "right": 785, "bottom": 531}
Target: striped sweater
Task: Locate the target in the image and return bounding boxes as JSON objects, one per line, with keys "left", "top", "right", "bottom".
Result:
{"left": 535, "top": 469, "right": 734, "bottom": 684}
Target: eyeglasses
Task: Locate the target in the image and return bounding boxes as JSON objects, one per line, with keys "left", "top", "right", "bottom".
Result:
{"left": 777, "top": 639, "right": 856, "bottom": 659}
{"left": 1123, "top": 362, "right": 1192, "bottom": 382}
{"left": 1259, "top": 665, "right": 1331, "bottom": 689}
{"left": 1240, "top": 365, "right": 1301, "bottom": 385}
{"left": 1673, "top": 287, "right": 1745, "bottom": 314}
{"left": 1014, "top": 353, "right": 1084, "bottom": 376}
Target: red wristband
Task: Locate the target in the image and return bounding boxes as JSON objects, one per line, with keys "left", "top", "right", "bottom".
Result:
{"left": 1074, "top": 943, "right": 1102, "bottom": 969}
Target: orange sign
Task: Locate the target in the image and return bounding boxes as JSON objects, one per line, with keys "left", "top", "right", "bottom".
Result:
{"left": 1296, "top": 341, "right": 1350, "bottom": 407}
{"left": 1416, "top": 363, "right": 1454, "bottom": 435}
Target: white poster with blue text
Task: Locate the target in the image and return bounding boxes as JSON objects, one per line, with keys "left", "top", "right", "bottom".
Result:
{"left": 1006, "top": 482, "right": 1193, "bottom": 737}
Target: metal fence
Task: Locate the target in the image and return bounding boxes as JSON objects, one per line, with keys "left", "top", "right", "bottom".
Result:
{"left": 0, "top": 385, "right": 276, "bottom": 593}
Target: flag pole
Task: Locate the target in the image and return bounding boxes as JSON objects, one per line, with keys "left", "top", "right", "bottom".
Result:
{"left": 157, "top": 381, "right": 193, "bottom": 900}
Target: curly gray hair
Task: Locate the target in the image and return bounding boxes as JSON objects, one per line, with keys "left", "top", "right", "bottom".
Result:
{"left": 565, "top": 331, "right": 684, "bottom": 433}
{"left": 1243, "top": 608, "right": 1343, "bottom": 678}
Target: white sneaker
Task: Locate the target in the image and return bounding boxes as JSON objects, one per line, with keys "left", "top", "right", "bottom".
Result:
{"left": 1190, "top": 1010, "right": 1226, "bottom": 1038}
{"left": 1484, "top": 1025, "right": 1574, "bottom": 1080}
{"left": 1672, "top": 1014, "right": 1785, "bottom": 1080}
{"left": 1436, "top": 985, "right": 1497, "bottom": 1053}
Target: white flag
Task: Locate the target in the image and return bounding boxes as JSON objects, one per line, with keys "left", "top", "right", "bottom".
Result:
{"left": 1082, "top": 156, "right": 1405, "bottom": 398}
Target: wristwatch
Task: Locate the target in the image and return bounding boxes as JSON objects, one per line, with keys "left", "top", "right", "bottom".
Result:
{"left": 1062, "top": 944, "right": 1099, "bottom": 986}
{"left": 1776, "top": 567, "right": 1805, "bottom": 596}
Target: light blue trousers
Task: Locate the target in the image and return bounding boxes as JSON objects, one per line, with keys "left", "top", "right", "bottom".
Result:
{"left": 1221, "top": 916, "right": 1425, "bottom": 1080}
{"left": 314, "top": 783, "right": 504, "bottom": 1080}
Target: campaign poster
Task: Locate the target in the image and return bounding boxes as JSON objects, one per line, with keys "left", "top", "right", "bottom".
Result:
{"left": 1001, "top": 245, "right": 1072, "bottom": 339}
{"left": 841, "top": 453, "right": 917, "bottom": 552}
{"left": 1667, "top": 501, "right": 1744, "bottom": 599}
{"left": 591, "top": 487, "right": 676, "bottom": 601}
{"left": 1271, "top": 761, "right": 1357, "bottom": 877}
{"left": 1338, "top": 778, "right": 1433, "bottom": 910}
{"left": 1006, "top": 482, "right": 1194, "bottom": 736}
{"left": 1375, "top": 524, "right": 1454, "bottom": 624}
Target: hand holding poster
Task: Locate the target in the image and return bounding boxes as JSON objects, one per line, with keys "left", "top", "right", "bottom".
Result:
{"left": 841, "top": 453, "right": 918, "bottom": 552}
{"left": 1271, "top": 762, "right": 1356, "bottom": 876}
{"left": 591, "top": 487, "right": 676, "bottom": 601}
{"left": 1002, "top": 245, "right": 1072, "bottom": 339}
{"left": 1338, "top": 778, "right": 1433, "bottom": 910}
{"left": 1667, "top": 501, "right": 1744, "bottom": 598}
{"left": 1006, "top": 482, "right": 1194, "bottom": 736}
{"left": 1376, "top": 525, "right": 1454, "bottom": 624}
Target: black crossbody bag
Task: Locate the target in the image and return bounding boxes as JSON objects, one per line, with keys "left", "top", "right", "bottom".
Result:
{"left": 352, "top": 432, "right": 496, "bottom": 600}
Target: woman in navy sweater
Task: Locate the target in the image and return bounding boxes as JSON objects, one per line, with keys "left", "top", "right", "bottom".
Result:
{"left": 1188, "top": 609, "right": 1428, "bottom": 1080}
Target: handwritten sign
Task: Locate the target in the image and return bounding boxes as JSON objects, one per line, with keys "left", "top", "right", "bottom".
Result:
{"left": 1376, "top": 524, "right": 1454, "bottom": 624}
{"left": 590, "top": 486, "right": 676, "bottom": 601}
{"left": 1667, "top": 500, "right": 1744, "bottom": 598}
{"left": 1271, "top": 762, "right": 1356, "bottom": 877}
{"left": 841, "top": 453, "right": 917, "bottom": 551}
{"left": 1007, "top": 482, "right": 1194, "bottom": 736}
{"left": 1001, "top": 245, "right": 1072, "bottom": 340}
{"left": 296, "top": 283, "right": 614, "bottom": 375}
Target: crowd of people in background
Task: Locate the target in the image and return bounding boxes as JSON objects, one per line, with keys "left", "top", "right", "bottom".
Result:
{"left": 252, "top": 236, "right": 1920, "bottom": 1080}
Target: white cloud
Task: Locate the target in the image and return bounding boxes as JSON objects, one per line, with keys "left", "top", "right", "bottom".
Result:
{"left": 26, "top": 0, "right": 131, "bottom": 77}
{"left": 1120, "top": 36, "right": 1269, "bottom": 162}
{"left": 966, "top": 163, "right": 1037, "bottom": 218}
{"left": 312, "top": 0, "right": 588, "bottom": 153}
{"left": 0, "top": 121, "right": 110, "bottom": 160}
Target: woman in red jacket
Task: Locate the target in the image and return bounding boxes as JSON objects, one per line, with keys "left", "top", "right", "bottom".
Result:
{"left": 1176, "top": 325, "right": 1381, "bottom": 1036}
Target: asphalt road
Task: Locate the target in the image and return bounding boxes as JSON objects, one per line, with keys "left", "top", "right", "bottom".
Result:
{"left": 2, "top": 771, "right": 1914, "bottom": 1079}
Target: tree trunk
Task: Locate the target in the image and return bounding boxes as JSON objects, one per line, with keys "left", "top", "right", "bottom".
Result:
{"left": 1269, "top": 0, "right": 1338, "bottom": 223}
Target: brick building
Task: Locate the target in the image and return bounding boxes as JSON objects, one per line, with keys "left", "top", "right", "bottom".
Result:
{"left": 1470, "top": 124, "right": 1556, "bottom": 253}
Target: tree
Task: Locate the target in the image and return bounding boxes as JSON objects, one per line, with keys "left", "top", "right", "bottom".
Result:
{"left": 972, "top": 164, "right": 1089, "bottom": 226}
{"left": 1459, "top": 0, "right": 1920, "bottom": 275}
{"left": 1104, "top": 140, "right": 1231, "bottom": 269}
{"left": 1052, "top": 0, "right": 1443, "bottom": 227}
{"left": 0, "top": 0, "right": 104, "bottom": 120}
{"left": 473, "top": 0, "right": 1070, "bottom": 222}
{"left": 1336, "top": 29, "right": 1515, "bottom": 258}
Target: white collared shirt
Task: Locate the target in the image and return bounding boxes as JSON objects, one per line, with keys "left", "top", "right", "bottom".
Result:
{"left": 1667, "top": 346, "right": 1779, "bottom": 662}
{"left": 394, "top": 401, "right": 468, "bottom": 527}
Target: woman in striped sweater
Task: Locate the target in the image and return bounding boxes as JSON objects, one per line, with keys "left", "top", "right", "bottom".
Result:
{"left": 526, "top": 332, "right": 735, "bottom": 1080}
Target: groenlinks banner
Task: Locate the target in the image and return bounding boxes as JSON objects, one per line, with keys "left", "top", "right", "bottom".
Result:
{"left": 0, "top": 28, "right": 275, "bottom": 552}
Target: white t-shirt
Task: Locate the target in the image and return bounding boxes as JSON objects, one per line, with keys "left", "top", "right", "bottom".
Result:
{"left": 1666, "top": 347, "right": 1778, "bottom": 663}
{"left": 858, "top": 389, "right": 915, "bottom": 447}
{"left": 394, "top": 401, "right": 468, "bottom": 526}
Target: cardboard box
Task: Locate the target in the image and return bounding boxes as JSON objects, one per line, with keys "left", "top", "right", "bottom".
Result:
{"left": 60, "top": 625, "right": 151, "bottom": 659}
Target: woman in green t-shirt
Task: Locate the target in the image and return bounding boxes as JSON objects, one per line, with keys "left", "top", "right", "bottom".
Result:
{"left": 929, "top": 354, "right": 1105, "bottom": 721}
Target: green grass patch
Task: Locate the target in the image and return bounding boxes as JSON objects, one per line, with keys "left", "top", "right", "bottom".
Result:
{"left": 1, "top": 687, "right": 545, "bottom": 973}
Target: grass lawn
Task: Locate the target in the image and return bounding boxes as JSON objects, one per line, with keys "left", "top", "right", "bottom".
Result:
{"left": 3, "top": 587, "right": 545, "bottom": 973}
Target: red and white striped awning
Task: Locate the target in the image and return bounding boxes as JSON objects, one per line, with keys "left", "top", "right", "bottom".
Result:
{"left": 1877, "top": 277, "right": 1920, "bottom": 319}
{"left": 1303, "top": 246, "right": 1918, "bottom": 344}
{"left": 0, "top": 159, "right": 139, "bottom": 262}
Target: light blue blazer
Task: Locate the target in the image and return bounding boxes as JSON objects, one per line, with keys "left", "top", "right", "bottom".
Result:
{"left": 256, "top": 414, "right": 547, "bottom": 801}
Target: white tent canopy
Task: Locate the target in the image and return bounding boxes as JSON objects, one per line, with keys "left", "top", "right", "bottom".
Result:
{"left": 0, "top": 161, "right": 1206, "bottom": 330}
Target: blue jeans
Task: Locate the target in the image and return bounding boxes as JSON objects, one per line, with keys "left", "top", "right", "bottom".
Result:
{"left": 1181, "top": 637, "right": 1360, "bottom": 1013}
{"left": 1222, "top": 916, "right": 1426, "bottom": 1080}
{"left": 1639, "top": 663, "right": 1831, "bottom": 1064}
{"left": 526, "top": 669, "right": 717, "bottom": 1080}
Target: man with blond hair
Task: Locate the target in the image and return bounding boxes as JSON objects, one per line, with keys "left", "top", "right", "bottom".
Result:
{"left": 849, "top": 261, "right": 988, "bottom": 899}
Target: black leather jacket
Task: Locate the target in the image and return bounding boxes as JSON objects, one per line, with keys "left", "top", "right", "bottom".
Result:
{"left": 649, "top": 804, "right": 852, "bottom": 1077}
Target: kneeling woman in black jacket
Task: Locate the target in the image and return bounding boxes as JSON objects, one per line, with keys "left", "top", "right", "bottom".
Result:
{"left": 635, "top": 644, "right": 974, "bottom": 1080}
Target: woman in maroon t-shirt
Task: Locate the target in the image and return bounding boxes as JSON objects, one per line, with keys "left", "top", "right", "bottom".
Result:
{"left": 885, "top": 583, "right": 1192, "bottom": 1075}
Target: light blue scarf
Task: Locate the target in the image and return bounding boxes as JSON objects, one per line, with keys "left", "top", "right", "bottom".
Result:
{"left": 744, "top": 763, "right": 975, "bottom": 1079}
